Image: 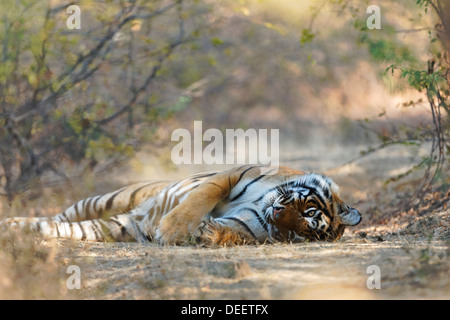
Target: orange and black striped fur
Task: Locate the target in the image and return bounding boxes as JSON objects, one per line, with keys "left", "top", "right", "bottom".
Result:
{"left": 0, "top": 166, "right": 362, "bottom": 245}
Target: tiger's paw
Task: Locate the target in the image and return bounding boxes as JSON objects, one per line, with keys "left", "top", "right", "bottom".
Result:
{"left": 191, "top": 218, "right": 253, "bottom": 246}
{"left": 191, "top": 218, "right": 221, "bottom": 246}
{"left": 156, "top": 214, "right": 194, "bottom": 245}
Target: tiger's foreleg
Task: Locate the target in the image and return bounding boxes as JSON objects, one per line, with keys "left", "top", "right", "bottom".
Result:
{"left": 156, "top": 167, "right": 258, "bottom": 245}
{"left": 156, "top": 182, "right": 228, "bottom": 244}
{"left": 192, "top": 218, "right": 259, "bottom": 246}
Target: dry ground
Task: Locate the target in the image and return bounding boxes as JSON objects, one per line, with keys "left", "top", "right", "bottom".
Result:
{"left": 1, "top": 197, "right": 448, "bottom": 300}
{"left": 0, "top": 143, "right": 449, "bottom": 300}
{"left": 56, "top": 222, "right": 449, "bottom": 300}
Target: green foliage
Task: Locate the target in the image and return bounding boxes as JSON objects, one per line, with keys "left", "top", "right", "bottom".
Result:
{"left": 360, "top": 35, "right": 416, "bottom": 65}
{"left": 211, "top": 37, "right": 225, "bottom": 47}
{"left": 319, "top": 0, "right": 449, "bottom": 193}
{"left": 378, "top": 2, "right": 449, "bottom": 191}
{"left": 386, "top": 66, "right": 446, "bottom": 97}
{"left": 300, "top": 28, "right": 315, "bottom": 45}
{"left": 416, "top": 0, "right": 431, "bottom": 13}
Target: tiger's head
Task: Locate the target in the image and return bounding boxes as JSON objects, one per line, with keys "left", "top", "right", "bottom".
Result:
{"left": 263, "top": 174, "right": 361, "bottom": 241}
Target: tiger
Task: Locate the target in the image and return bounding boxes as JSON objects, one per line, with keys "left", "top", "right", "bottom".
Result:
{"left": 0, "top": 165, "right": 362, "bottom": 245}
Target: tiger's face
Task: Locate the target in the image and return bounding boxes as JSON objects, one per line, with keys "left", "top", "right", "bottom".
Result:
{"left": 263, "top": 174, "right": 361, "bottom": 241}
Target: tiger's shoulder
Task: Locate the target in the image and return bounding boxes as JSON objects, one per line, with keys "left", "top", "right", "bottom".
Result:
{"left": 90, "top": 165, "right": 310, "bottom": 215}
{"left": 218, "top": 165, "right": 306, "bottom": 184}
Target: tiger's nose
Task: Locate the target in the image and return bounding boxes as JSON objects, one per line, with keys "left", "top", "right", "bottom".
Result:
{"left": 272, "top": 207, "right": 284, "bottom": 220}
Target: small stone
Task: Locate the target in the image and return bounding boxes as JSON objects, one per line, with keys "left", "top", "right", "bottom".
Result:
{"left": 358, "top": 231, "right": 368, "bottom": 238}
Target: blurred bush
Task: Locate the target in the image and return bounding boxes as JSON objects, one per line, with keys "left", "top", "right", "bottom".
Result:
{"left": 0, "top": 0, "right": 212, "bottom": 202}
{"left": 0, "top": 0, "right": 447, "bottom": 206}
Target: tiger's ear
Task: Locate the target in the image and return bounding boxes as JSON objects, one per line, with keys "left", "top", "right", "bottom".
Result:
{"left": 338, "top": 206, "right": 362, "bottom": 226}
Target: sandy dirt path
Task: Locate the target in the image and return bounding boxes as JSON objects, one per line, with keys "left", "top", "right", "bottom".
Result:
{"left": 60, "top": 222, "right": 449, "bottom": 300}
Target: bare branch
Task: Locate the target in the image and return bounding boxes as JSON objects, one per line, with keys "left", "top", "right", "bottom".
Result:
{"left": 95, "top": 40, "right": 184, "bottom": 126}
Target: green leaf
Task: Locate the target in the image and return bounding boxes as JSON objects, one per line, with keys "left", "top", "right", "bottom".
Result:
{"left": 211, "top": 37, "right": 224, "bottom": 47}
{"left": 300, "top": 28, "right": 315, "bottom": 45}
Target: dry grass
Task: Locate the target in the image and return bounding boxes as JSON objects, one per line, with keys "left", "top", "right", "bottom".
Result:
{"left": 0, "top": 229, "right": 78, "bottom": 299}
